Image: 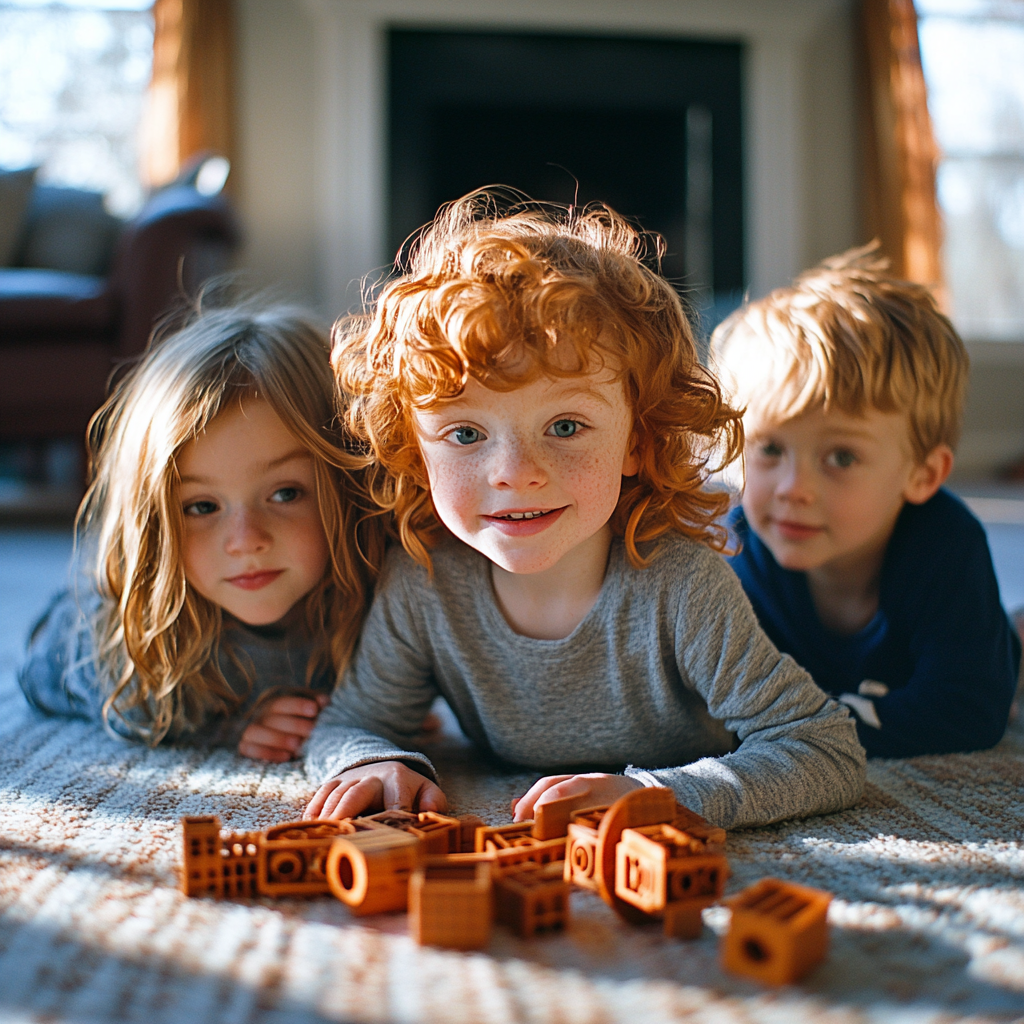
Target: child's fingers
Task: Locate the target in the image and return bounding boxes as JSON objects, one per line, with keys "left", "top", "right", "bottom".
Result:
{"left": 238, "top": 738, "right": 293, "bottom": 762}
{"left": 265, "top": 696, "right": 322, "bottom": 719}
{"left": 303, "top": 780, "right": 341, "bottom": 819}
{"left": 511, "top": 774, "right": 577, "bottom": 821}
{"left": 323, "top": 776, "right": 385, "bottom": 820}
{"left": 259, "top": 713, "right": 317, "bottom": 739}
{"left": 412, "top": 779, "right": 448, "bottom": 813}
{"left": 241, "top": 723, "right": 304, "bottom": 754}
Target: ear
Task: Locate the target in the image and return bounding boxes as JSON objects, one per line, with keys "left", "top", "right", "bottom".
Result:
{"left": 903, "top": 444, "right": 954, "bottom": 505}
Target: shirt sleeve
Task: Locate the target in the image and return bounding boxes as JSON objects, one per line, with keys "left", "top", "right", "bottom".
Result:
{"left": 303, "top": 551, "right": 442, "bottom": 785}
{"left": 862, "top": 511, "right": 1019, "bottom": 757}
{"left": 17, "top": 588, "right": 140, "bottom": 740}
{"left": 625, "top": 549, "right": 866, "bottom": 829}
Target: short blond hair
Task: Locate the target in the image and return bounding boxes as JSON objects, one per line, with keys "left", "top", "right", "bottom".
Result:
{"left": 710, "top": 245, "right": 968, "bottom": 461}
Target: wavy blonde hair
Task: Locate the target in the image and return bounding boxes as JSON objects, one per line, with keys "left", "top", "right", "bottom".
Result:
{"left": 710, "top": 244, "right": 968, "bottom": 462}
{"left": 333, "top": 191, "right": 744, "bottom": 567}
{"left": 80, "top": 303, "right": 385, "bottom": 743}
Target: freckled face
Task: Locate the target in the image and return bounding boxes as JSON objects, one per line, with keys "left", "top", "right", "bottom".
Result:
{"left": 412, "top": 371, "right": 639, "bottom": 574}
{"left": 176, "top": 399, "right": 330, "bottom": 625}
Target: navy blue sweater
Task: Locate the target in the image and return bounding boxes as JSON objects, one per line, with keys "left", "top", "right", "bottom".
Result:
{"left": 726, "top": 489, "right": 1020, "bottom": 758}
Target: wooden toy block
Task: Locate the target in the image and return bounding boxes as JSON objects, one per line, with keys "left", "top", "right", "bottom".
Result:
{"left": 670, "top": 806, "right": 727, "bottom": 853}
{"left": 357, "top": 809, "right": 462, "bottom": 855}
{"left": 492, "top": 836, "right": 566, "bottom": 872}
{"left": 721, "top": 878, "right": 832, "bottom": 986}
{"left": 257, "top": 820, "right": 354, "bottom": 897}
{"left": 662, "top": 898, "right": 714, "bottom": 940}
{"left": 181, "top": 815, "right": 261, "bottom": 899}
{"left": 457, "top": 814, "right": 487, "bottom": 852}
{"left": 474, "top": 821, "right": 537, "bottom": 853}
{"left": 614, "top": 824, "right": 729, "bottom": 915}
{"left": 409, "top": 855, "right": 493, "bottom": 949}
{"left": 326, "top": 826, "right": 421, "bottom": 916}
{"left": 563, "top": 806, "right": 609, "bottom": 891}
{"left": 532, "top": 794, "right": 603, "bottom": 841}
{"left": 494, "top": 861, "right": 571, "bottom": 938}
{"left": 595, "top": 787, "right": 678, "bottom": 920}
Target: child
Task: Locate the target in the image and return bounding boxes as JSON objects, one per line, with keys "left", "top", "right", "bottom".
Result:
{"left": 711, "top": 247, "right": 1020, "bottom": 759}
{"left": 19, "top": 304, "right": 384, "bottom": 759}
{"left": 302, "top": 195, "right": 865, "bottom": 829}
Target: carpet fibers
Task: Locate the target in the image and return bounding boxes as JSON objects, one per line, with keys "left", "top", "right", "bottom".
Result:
{"left": 1, "top": 672, "right": 1023, "bottom": 1024}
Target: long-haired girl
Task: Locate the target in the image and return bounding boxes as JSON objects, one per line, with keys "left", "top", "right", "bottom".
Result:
{"left": 20, "top": 303, "right": 384, "bottom": 761}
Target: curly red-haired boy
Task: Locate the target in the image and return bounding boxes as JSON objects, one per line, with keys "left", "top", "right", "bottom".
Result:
{"left": 303, "top": 193, "right": 865, "bottom": 829}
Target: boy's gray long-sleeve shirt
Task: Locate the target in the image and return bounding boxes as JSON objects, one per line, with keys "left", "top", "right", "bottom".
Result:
{"left": 305, "top": 534, "right": 866, "bottom": 829}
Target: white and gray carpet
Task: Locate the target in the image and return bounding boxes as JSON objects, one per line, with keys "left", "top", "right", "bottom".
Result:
{"left": 1, "top": 527, "right": 1023, "bottom": 1023}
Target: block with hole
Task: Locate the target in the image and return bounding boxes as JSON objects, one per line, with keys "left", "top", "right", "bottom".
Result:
{"left": 180, "top": 815, "right": 262, "bottom": 899}
{"left": 258, "top": 819, "right": 357, "bottom": 897}
{"left": 721, "top": 878, "right": 832, "bottom": 985}
{"left": 614, "top": 823, "right": 729, "bottom": 916}
{"left": 474, "top": 821, "right": 537, "bottom": 853}
{"left": 357, "top": 809, "right": 463, "bottom": 855}
{"left": 409, "top": 854, "right": 493, "bottom": 949}
{"left": 326, "top": 826, "right": 422, "bottom": 916}
{"left": 495, "top": 861, "right": 571, "bottom": 938}
{"left": 456, "top": 814, "right": 487, "bottom": 852}
{"left": 564, "top": 806, "right": 609, "bottom": 891}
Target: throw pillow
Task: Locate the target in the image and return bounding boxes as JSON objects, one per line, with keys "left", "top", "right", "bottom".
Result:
{"left": 0, "top": 166, "right": 37, "bottom": 267}
{"left": 17, "top": 185, "right": 122, "bottom": 276}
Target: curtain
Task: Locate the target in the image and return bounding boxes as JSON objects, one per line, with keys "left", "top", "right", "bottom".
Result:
{"left": 141, "top": 0, "right": 235, "bottom": 189}
{"left": 860, "top": 0, "right": 944, "bottom": 295}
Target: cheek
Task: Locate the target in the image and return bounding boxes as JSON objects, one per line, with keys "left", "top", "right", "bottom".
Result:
{"left": 180, "top": 525, "right": 214, "bottom": 591}
{"left": 424, "top": 455, "right": 482, "bottom": 518}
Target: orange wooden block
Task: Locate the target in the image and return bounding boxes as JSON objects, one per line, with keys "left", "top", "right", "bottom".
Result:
{"left": 357, "top": 809, "right": 462, "bottom": 855}
{"left": 614, "top": 824, "right": 728, "bottom": 915}
{"left": 662, "top": 898, "right": 713, "bottom": 940}
{"left": 326, "top": 826, "right": 421, "bottom": 915}
{"left": 474, "top": 821, "right": 536, "bottom": 853}
{"left": 595, "top": 787, "right": 677, "bottom": 921}
{"left": 258, "top": 820, "right": 356, "bottom": 897}
{"left": 494, "top": 861, "right": 571, "bottom": 937}
{"left": 409, "top": 855, "right": 493, "bottom": 949}
{"left": 563, "top": 806, "right": 608, "bottom": 891}
{"left": 457, "top": 814, "right": 487, "bottom": 852}
{"left": 670, "top": 805, "right": 727, "bottom": 853}
{"left": 722, "top": 878, "right": 832, "bottom": 986}
{"left": 181, "top": 815, "right": 261, "bottom": 899}
{"left": 492, "top": 836, "right": 566, "bottom": 873}
{"left": 532, "top": 795, "right": 602, "bottom": 841}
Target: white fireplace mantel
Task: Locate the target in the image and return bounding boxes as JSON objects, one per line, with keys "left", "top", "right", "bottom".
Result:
{"left": 297, "top": 0, "right": 850, "bottom": 315}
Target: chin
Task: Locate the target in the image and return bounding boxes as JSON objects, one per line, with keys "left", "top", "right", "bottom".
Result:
{"left": 482, "top": 545, "right": 563, "bottom": 575}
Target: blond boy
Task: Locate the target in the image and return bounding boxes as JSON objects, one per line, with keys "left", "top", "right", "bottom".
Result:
{"left": 711, "top": 247, "right": 1019, "bottom": 758}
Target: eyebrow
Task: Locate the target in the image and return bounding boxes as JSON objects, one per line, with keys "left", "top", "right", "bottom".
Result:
{"left": 178, "top": 447, "right": 311, "bottom": 484}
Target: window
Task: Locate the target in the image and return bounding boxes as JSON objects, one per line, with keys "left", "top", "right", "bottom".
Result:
{"left": 917, "top": 0, "right": 1024, "bottom": 341}
{"left": 0, "top": 0, "right": 153, "bottom": 216}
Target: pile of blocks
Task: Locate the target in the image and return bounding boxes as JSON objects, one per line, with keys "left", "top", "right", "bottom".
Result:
{"left": 180, "top": 788, "right": 831, "bottom": 985}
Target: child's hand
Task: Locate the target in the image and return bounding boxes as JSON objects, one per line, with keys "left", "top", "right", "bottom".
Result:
{"left": 303, "top": 761, "right": 448, "bottom": 820}
{"left": 237, "top": 693, "right": 329, "bottom": 762}
{"left": 511, "top": 772, "right": 643, "bottom": 821}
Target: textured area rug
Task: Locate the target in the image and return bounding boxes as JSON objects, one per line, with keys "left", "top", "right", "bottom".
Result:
{"left": 1, "top": 661, "right": 1023, "bottom": 1024}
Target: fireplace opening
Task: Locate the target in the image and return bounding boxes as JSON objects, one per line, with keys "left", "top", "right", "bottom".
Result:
{"left": 388, "top": 29, "right": 744, "bottom": 321}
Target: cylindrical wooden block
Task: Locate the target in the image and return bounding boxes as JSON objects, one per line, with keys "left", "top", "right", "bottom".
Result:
{"left": 326, "top": 828, "right": 421, "bottom": 916}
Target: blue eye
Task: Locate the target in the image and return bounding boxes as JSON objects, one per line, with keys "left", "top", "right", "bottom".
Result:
{"left": 271, "top": 487, "right": 300, "bottom": 503}
{"left": 549, "top": 420, "right": 578, "bottom": 438}
{"left": 184, "top": 500, "right": 218, "bottom": 516}
{"left": 453, "top": 427, "right": 481, "bottom": 445}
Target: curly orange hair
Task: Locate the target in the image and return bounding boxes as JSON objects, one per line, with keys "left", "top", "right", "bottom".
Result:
{"left": 333, "top": 192, "right": 744, "bottom": 568}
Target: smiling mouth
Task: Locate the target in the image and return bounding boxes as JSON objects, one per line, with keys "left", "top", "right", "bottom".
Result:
{"left": 227, "top": 569, "right": 285, "bottom": 591}
{"left": 493, "top": 509, "right": 556, "bottom": 521}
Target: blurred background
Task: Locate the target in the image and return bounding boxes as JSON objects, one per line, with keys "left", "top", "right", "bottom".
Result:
{"left": 0, "top": 0, "right": 1022, "bottom": 513}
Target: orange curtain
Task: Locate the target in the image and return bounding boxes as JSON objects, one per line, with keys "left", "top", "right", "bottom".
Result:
{"left": 859, "top": 0, "right": 944, "bottom": 295}
{"left": 141, "top": 0, "right": 235, "bottom": 189}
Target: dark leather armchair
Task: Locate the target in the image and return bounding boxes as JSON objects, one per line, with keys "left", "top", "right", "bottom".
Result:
{"left": 0, "top": 184, "right": 240, "bottom": 442}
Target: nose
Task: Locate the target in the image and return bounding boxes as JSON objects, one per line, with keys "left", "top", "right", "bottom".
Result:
{"left": 223, "top": 506, "right": 272, "bottom": 556}
{"left": 774, "top": 454, "right": 815, "bottom": 504}
{"left": 487, "top": 435, "right": 547, "bottom": 492}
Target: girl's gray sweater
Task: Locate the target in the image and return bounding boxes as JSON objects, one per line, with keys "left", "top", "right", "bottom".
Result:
{"left": 305, "top": 535, "right": 865, "bottom": 829}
